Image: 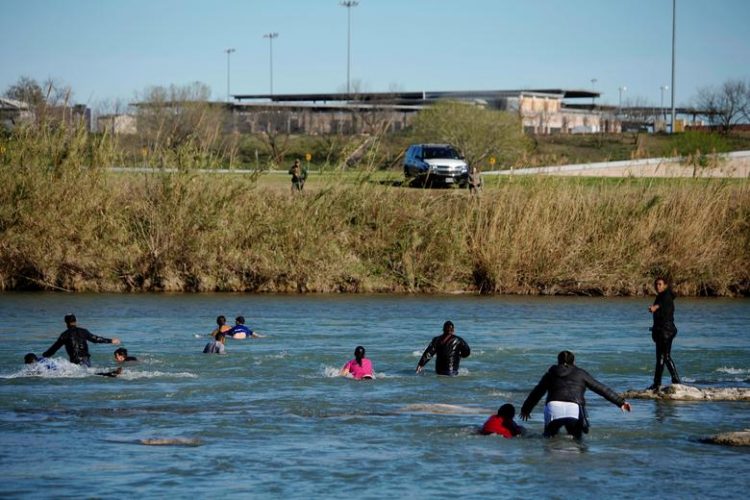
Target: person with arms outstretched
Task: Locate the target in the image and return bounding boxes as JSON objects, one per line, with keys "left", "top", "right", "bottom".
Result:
{"left": 520, "top": 350, "right": 631, "bottom": 439}
{"left": 43, "top": 314, "right": 120, "bottom": 367}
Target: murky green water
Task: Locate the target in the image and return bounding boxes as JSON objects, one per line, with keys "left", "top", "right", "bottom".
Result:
{"left": 1, "top": 293, "right": 748, "bottom": 498}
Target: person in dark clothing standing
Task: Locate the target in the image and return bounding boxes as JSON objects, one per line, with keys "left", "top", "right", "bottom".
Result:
{"left": 289, "top": 159, "right": 307, "bottom": 193}
{"left": 415, "top": 321, "right": 470, "bottom": 376}
{"left": 42, "top": 314, "right": 120, "bottom": 367}
{"left": 648, "top": 277, "right": 680, "bottom": 391}
{"left": 520, "top": 351, "right": 631, "bottom": 439}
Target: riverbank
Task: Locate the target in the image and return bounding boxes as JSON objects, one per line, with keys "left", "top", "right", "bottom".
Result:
{"left": 1, "top": 162, "right": 748, "bottom": 295}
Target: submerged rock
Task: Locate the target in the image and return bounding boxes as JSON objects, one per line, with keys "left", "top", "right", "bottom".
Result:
{"left": 623, "top": 384, "right": 750, "bottom": 401}
{"left": 138, "top": 437, "right": 202, "bottom": 446}
{"left": 699, "top": 430, "right": 750, "bottom": 447}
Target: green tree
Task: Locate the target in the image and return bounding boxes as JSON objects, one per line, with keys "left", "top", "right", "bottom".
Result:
{"left": 410, "top": 100, "right": 529, "bottom": 168}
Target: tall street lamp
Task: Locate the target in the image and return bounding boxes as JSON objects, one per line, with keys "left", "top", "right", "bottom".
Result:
{"left": 225, "top": 48, "right": 236, "bottom": 103}
{"left": 670, "top": 0, "right": 677, "bottom": 133}
{"left": 660, "top": 85, "right": 669, "bottom": 120}
{"left": 263, "top": 32, "right": 279, "bottom": 96}
{"left": 340, "top": 1, "right": 359, "bottom": 95}
{"left": 618, "top": 86, "right": 627, "bottom": 110}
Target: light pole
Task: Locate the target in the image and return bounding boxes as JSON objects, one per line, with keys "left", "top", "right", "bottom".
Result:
{"left": 618, "top": 86, "right": 627, "bottom": 110}
{"left": 660, "top": 85, "right": 669, "bottom": 120}
{"left": 263, "top": 33, "right": 279, "bottom": 96}
{"left": 340, "top": 1, "right": 359, "bottom": 95}
{"left": 590, "top": 78, "right": 597, "bottom": 105}
{"left": 670, "top": 0, "right": 677, "bottom": 133}
{"left": 224, "top": 48, "right": 236, "bottom": 102}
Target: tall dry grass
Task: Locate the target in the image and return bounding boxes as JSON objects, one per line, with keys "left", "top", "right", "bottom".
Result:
{"left": 1, "top": 148, "right": 748, "bottom": 295}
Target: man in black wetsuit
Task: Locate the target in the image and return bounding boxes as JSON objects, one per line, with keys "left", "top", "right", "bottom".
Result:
{"left": 648, "top": 277, "right": 680, "bottom": 391}
{"left": 43, "top": 314, "right": 120, "bottom": 367}
{"left": 415, "top": 321, "right": 470, "bottom": 376}
{"left": 520, "top": 351, "right": 631, "bottom": 439}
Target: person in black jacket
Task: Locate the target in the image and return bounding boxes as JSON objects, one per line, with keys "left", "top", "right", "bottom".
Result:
{"left": 415, "top": 321, "right": 470, "bottom": 376}
{"left": 648, "top": 277, "right": 680, "bottom": 391}
{"left": 42, "top": 314, "right": 120, "bottom": 367}
{"left": 520, "top": 351, "right": 631, "bottom": 439}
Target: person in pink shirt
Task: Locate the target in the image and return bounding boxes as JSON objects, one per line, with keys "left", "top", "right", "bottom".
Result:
{"left": 340, "top": 346, "right": 374, "bottom": 380}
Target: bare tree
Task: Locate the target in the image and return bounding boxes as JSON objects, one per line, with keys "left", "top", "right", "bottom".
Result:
{"left": 694, "top": 79, "right": 749, "bottom": 133}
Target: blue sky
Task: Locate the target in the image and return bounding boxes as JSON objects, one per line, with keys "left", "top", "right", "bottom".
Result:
{"left": 1, "top": 0, "right": 748, "bottom": 108}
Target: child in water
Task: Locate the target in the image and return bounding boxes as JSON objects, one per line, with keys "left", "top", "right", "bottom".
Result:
{"left": 340, "top": 346, "right": 374, "bottom": 379}
{"left": 480, "top": 403, "right": 524, "bottom": 438}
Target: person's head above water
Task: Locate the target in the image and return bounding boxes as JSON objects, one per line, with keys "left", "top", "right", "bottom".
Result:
{"left": 64, "top": 313, "right": 77, "bottom": 326}
{"left": 497, "top": 403, "right": 516, "bottom": 420}
{"left": 24, "top": 353, "right": 39, "bottom": 364}
{"left": 216, "top": 315, "right": 226, "bottom": 327}
{"left": 354, "top": 346, "right": 365, "bottom": 366}
{"left": 557, "top": 350, "right": 575, "bottom": 366}
{"left": 114, "top": 347, "right": 128, "bottom": 362}
{"left": 215, "top": 331, "right": 226, "bottom": 343}
{"left": 442, "top": 321, "right": 455, "bottom": 336}
{"left": 235, "top": 316, "right": 245, "bottom": 325}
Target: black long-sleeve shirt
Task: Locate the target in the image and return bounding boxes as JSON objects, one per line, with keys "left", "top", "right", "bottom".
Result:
{"left": 43, "top": 327, "right": 113, "bottom": 365}
{"left": 652, "top": 289, "right": 677, "bottom": 335}
{"left": 417, "top": 334, "right": 470, "bottom": 376}
{"left": 521, "top": 364, "right": 625, "bottom": 417}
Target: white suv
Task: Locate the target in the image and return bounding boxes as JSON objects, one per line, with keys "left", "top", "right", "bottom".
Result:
{"left": 403, "top": 144, "right": 469, "bottom": 186}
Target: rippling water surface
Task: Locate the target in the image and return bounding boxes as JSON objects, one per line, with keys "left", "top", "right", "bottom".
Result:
{"left": 1, "top": 293, "right": 748, "bottom": 498}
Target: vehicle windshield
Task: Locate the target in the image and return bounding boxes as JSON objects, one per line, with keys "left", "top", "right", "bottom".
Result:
{"left": 422, "top": 147, "right": 461, "bottom": 160}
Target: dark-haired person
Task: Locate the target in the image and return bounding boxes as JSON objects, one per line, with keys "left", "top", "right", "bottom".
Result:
{"left": 114, "top": 348, "right": 138, "bottom": 363}
{"left": 340, "top": 346, "right": 374, "bottom": 379}
{"left": 415, "top": 321, "right": 471, "bottom": 376}
{"left": 203, "top": 331, "right": 227, "bottom": 354}
{"left": 520, "top": 351, "right": 631, "bottom": 439}
{"left": 210, "top": 315, "right": 231, "bottom": 338}
{"left": 226, "top": 316, "right": 265, "bottom": 340}
{"left": 480, "top": 403, "right": 524, "bottom": 438}
{"left": 648, "top": 277, "right": 681, "bottom": 391}
{"left": 42, "top": 314, "right": 120, "bottom": 367}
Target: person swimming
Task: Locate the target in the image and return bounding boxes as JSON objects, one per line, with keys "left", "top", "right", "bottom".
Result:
{"left": 340, "top": 346, "right": 374, "bottom": 380}
{"left": 226, "top": 316, "right": 265, "bottom": 340}
{"left": 210, "top": 315, "right": 232, "bottom": 338}
{"left": 114, "top": 347, "right": 138, "bottom": 363}
{"left": 480, "top": 403, "right": 524, "bottom": 438}
{"left": 24, "top": 353, "right": 122, "bottom": 377}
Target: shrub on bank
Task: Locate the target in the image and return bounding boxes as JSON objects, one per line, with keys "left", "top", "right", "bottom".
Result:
{"left": 0, "top": 159, "right": 748, "bottom": 296}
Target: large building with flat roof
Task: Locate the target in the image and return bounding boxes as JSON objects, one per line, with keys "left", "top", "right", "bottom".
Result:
{"left": 229, "top": 89, "right": 620, "bottom": 135}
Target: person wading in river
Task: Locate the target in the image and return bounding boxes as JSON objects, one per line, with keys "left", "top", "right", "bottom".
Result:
{"left": 42, "top": 314, "right": 120, "bottom": 367}
{"left": 415, "top": 321, "right": 470, "bottom": 376}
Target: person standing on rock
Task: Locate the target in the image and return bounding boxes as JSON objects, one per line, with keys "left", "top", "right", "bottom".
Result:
{"left": 648, "top": 277, "right": 681, "bottom": 391}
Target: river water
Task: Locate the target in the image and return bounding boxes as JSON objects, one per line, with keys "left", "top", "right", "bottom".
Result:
{"left": 0, "top": 293, "right": 748, "bottom": 498}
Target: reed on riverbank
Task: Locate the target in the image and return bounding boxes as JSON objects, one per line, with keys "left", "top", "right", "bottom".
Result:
{"left": 1, "top": 158, "right": 748, "bottom": 295}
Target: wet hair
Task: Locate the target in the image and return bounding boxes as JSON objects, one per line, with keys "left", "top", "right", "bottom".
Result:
{"left": 235, "top": 316, "right": 245, "bottom": 325}
{"left": 64, "top": 313, "right": 76, "bottom": 324}
{"left": 216, "top": 315, "right": 226, "bottom": 326}
{"left": 24, "top": 353, "right": 39, "bottom": 364}
{"left": 215, "top": 331, "right": 226, "bottom": 342}
{"left": 557, "top": 350, "right": 575, "bottom": 366}
{"left": 442, "top": 321, "right": 455, "bottom": 335}
{"left": 497, "top": 403, "right": 515, "bottom": 420}
{"left": 354, "top": 346, "right": 365, "bottom": 367}
{"left": 114, "top": 347, "right": 128, "bottom": 358}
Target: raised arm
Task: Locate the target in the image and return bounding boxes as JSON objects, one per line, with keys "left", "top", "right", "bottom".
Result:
{"left": 85, "top": 330, "right": 120, "bottom": 345}
{"left": 583, "top": 370, "right": 626, "bottom": 407}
